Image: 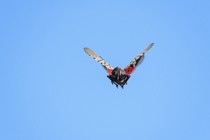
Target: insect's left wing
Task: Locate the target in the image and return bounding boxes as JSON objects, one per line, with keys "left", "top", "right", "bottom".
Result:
{"left": 124, "top": 43, "right": 154, "bottom": 75}
{"left": 84, "top": 48, "right": 113, "bottom": 74}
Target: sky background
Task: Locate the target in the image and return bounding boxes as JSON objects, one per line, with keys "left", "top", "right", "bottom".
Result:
{"left": 1, "top": 0, "right": 210, "bottom": 140}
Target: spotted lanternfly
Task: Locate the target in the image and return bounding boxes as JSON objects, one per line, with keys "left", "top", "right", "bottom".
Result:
{"left": 84, "top": 43, "right": 154, "bottom": 88}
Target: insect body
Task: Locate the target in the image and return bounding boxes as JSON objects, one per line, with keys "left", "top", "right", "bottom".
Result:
{"left": 84, "top": 43, "right": 154, "bottom": 88}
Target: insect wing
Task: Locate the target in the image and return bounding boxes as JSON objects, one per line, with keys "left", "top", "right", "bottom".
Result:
{"left": 124, "top": 43, "right": 154, "bottom": 75}
{"left": 84, "top": 48, "right": 113, "bottom": 74}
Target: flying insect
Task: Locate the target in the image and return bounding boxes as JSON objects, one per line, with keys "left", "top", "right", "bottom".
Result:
{"left": 83, "top": 43, "right": 154, "bottom": 88}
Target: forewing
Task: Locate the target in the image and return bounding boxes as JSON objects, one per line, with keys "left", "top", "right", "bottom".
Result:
{"left": 84, "top": 47, "right": 113, "bottom": 74}
{"left": 124, "top": 43, "right": 154, "bottom": 75}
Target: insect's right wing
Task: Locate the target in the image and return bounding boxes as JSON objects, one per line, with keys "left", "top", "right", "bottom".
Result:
{"left": 124, "top": 43, "right": 154, "bottom": 75}
{"left": 84, "top": 48, "right": 113, "bottom": 74}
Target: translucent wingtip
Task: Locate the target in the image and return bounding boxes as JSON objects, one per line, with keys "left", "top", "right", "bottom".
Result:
{"left": 142, "top": 43, "right": 154, "bottom": 53}
{"left": 84, "top": 47, "right": 94, "bottom": 55}
{"left": 146, "top": 43, "right": 154, "bottom": 51}
{"left": 83, "top": 47, "right": 89, "bottom": 53}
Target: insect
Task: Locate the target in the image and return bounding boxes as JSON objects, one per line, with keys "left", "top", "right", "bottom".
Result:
{"left": 83, "top": 43, "right": 154, "bottom": 88}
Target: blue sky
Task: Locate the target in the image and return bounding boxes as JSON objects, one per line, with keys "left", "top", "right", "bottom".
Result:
{"left": 1, "top": 0, "right": 210, "bottom": 140}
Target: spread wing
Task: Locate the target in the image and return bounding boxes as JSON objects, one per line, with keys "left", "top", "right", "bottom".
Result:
{"left": 84, "top": 48, "right": 113, "bottom": 74}
{"left": 124, "top": 43, "right": 154, "bottom": 75}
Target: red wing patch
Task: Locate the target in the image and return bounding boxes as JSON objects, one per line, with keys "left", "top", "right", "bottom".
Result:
{"left": 107, "top": 69, "right": 113, "bottom": 75}
{"left": 124, "top": 66, "right": 135, "bottom": 75}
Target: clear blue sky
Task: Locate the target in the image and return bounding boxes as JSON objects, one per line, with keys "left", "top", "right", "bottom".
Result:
{"left": 1, "top": 0, "right": 210, "bottom": 140}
